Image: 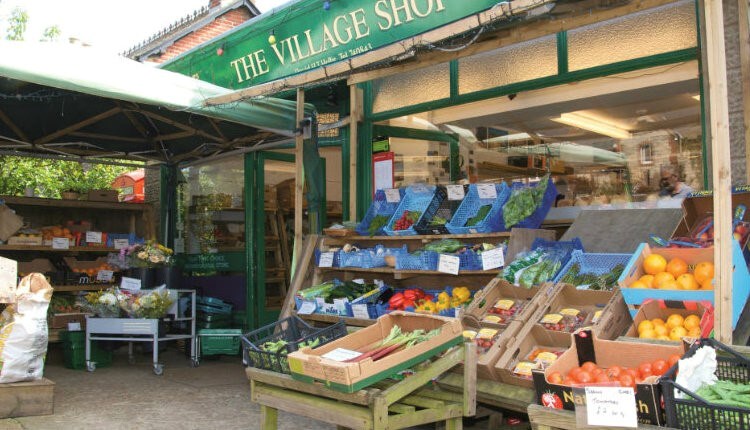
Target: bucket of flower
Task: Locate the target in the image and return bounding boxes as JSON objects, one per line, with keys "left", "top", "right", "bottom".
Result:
{"left": 82, "top": 287, "right": 174, "bottom": 337}
{"left": 287, "top": 311, "right": 463, "bottom": 393}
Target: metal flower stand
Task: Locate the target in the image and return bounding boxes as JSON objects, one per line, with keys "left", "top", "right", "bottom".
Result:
{"left": 85, "top": 289, "right": 197, "bottom": 375}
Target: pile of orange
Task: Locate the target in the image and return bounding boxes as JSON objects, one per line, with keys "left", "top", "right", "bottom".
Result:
{"left": 637, "top": 313, "right": 702, "bottom": 341}
{"left": 628, "top": 254, "right": 714, "bottom": 290}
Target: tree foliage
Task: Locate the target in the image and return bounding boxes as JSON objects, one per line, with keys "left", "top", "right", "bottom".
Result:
{"left": 40, "top": 25, "right": 60, "bottom": 42}
{"left": 5, "top": 7, "right": 27, "bottom": 41}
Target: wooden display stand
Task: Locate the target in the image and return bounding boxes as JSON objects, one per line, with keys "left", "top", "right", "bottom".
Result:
{"left": 526, "top": 404, "right": 674, "bottom": 430}
{"left": 246, "top": 343, "right": 476, "bottom": 430}
{"left": 0, "top": 378, "right": 54, "bottom": 418}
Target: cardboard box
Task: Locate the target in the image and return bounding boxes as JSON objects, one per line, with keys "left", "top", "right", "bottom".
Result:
{"left": 7, "top": 235, "right": 43, "bottom": 246}
{"left": 87, "top": 190, "right": 119, "bottom": 202}
{"left": 461, "top": 318, "right": 524, "bottom": 381}
{"left": 617, "top": 242, "right": 750, "bottom": 327}
{"left": 592, "top": 291, "right": 633, "bottom": 340}
{"left": 495, "top": 323, "right": 571, "bottom": 388}
{"left": 532, "top": 284, "right": 614, "bottom": 336}
{"left": 623, "top": 299, "right": 713, "bottom": 340}
{"left": 672, "top": 189, "right": 750, "bottom": 239}
{"left": 288, "top": 312, "right": 463, "bottom": 393}
{"left": 50, "top": 313, "right": 91, "bottom": 329}
{"left": 464, "top": 279, "right": 550, "bottom": 329}
{"left": 531, "top": 330, "right": 685, "bottom": 425}
{"left": 17, "top": 259, "right": 55, "bottom": 275}
{"left": 0, "top": 204, "right": 23, "bottom": 241}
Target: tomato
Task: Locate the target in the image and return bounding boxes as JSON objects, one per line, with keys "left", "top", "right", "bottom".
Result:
{"left": 668, "top": 354, "right": 681, "bottom": 368}
{"left": 561, "top": 377, "right": 575, "bottom": 386}
{"left": 651, "top": 359, "right": 668, "bottom": 376}
{"left": 595, "top": 373, "right": 611, "bottom": 383}
{"left": 618, "top": 374, "right": 636, "bottom": 389}
{"left": 624, "top": 368, "right": 639, "bottom": 381}
{"left": 638, "top": 362, "right": 653, "bottom": 381}
{"left": 576, "top": 371, "right": 593, "bottom": 384}
{"left": 592, "top": 367, "right": 604, "bottom": 377}
{"left": 581, "top": 361, "right": 598, "bottom": 373}
{"left": 606, "top": 365, "right": 623, "bottom": 379}
{"left": 548, "top": 372, "right": 563, "bottom": 384}
{"left": 567, "top": 367, "right": 582, "bottom": 382}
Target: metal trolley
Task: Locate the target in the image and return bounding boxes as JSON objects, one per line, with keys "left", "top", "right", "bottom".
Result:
{"left": 85, "top": 289, "right": 197, "bottom": 375}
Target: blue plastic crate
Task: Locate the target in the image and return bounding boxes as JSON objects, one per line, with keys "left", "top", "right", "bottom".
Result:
{"left": 395, "top": 251, "right": 439, "bottom": 271}
{"left": 105, "top": 233, "right": 144, "bottom": 248}
{"left": 294, "top": 284, "right": 385, "bottom": 317}
{"left": 552, "top": 250, "right": 632, "bottom": 284}
{"left": 383, "top": 185, "right": 437, "bottom": 236}
{"left": 457, "top": 250, "right": 483, "bottom": 271}
{"left": 356, "top": 188, "right": 406, "bottom": 236}
{"left": 414, "top": 186, "right": 456, "bottom": 235}
{"left": 314, "top": 249, "right": 340, "bottom": 267}
{"left": 447, "top": 183, "right": 511, "bottom": 234}
{"left": 498, "top": 178, "right": 557, "bottom": 230}
{"left": 338, "top": 245, "right": 408, "bottom": 269}
{"left": 345, "top": 285, "right": 389, "bottom": 319}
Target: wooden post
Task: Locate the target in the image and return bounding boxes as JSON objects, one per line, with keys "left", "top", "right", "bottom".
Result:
{"left": 349, "top": 85, "right": 362, "bottom": 221}
{"left": 292, "top": 88, "right": 305, "bottom": 276}
{"left": 704, "top": 0, "right": 733, "bottom": 343}
{"left": 739, "top": 0, "right": 750, "bottom": 184}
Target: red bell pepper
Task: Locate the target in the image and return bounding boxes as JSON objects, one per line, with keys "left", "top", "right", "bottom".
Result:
{"left": 388, "top": 292, "right": 405, "bottom": 310}
{"left": 414, "top": 289, "right": 425, "bottom": 300}
{"left": 402, "top": 298, "right": 415, "bottom": 309}
{"left": 403, "top": 289, "right": 418, "bottom": 301}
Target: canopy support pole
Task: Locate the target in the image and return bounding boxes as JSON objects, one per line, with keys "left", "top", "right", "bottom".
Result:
{"left": 704, "top": 0, "right": 733, "bottom": 343}
{"left": 739, "top": 0, "right": 750, "bottom": 184}
{"left": 291, "top": 88, "right": 305, "bottom": 279}
{"left": 349, "top": 85, "right": 362, "bottom": 221}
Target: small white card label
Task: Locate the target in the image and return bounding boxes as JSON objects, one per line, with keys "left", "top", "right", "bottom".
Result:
{"left": 297, "top": 301, "right": 317, "bottom": 315}
{"left": 477, "top": 184, "right": 497, "bottom": 199}
{"left": 333, "top": 298, "right": 349, "bottom": 314}
{"left": 85, "top": 231, "right": 103, "bottom": 244}
{"left": 481, "top": 248, "right": 505, "bottom": 271}
{"left": 384, "top": 188, "right": 401, "bottom": 203}
{"left": 584, "top": 387, "right": 637, "bottom": 428}
{"left": 52, "top": 237, "right": 70, "bottom": 249}
{"left": 67, "top": 322, "right": 82, "bottom": 331}
{"left": 97, "top": 270, "right": 114, "bottom": 282}
{"left": 446, "top": 185, "right": 465, "bottom": 201}
{"left": 351, "top": 303, "right": 371, "bottom": 319}
{"left": 322, "top": 348, "right": 362, "bottom": 362}
{"left": 318, "top": 252, "right": 335, "bottom": 267}
{"left": 120, "top": 277, "right": 141, "bottom": 292}
{"left": 438, "top": 254, "right": 460, "bottom": 275}
{"left": 113, "top": 238, "right": 130, "bottom": 250}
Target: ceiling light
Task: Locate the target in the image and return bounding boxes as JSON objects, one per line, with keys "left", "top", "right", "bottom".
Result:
{"left": 692, "top": 95, "right": 701, "bottom": 101}
{"left": 552, "top": 113, "right": 632, "bottom": 139}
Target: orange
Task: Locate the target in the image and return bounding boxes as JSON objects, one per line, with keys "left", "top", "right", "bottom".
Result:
{"left": 657, "top": 335, "right": 673, "bottom": 341}
{"left": 700, "top": 279, "right": 714, "bottom": 290}
{"left": 653, "top": 272, "right": 676, "bottom": 288}
{"left": 639, "top": 274, "right": 655, "bottom": 289}
{"left": 651, "top": 318, "right": 666, "bottom": 327}
{"left": 693, "top": 262, "right": 715, "bottom": 285}
{"left": 643, "top": 254, "right": 668, "bottom": 275}
{"left": 666, "top": 258, "right": 689, "bottom": 278}
{"left": 666, "top": 314, "right": 685, "bottom": 329}
{"left": 653, "top": 325, "right": 669, "bottom": 337}
{"left": 638, "top": 320, "right": 655, "bottom": 334}
{"left": 659, "top": 279, "right": 680, "bottom": 290}
{"left": 676, "top": 273, "right": 700, "bottom": 290}
{"left": 629, "top": 280, "right": 649, "bottom": 289}
{"left": 687, "top": 326, "right": 702, "bottom": 338}
{"left": 640, "top": 328, "right": 657, "bottom": 339}
{"left": 669, "top": 326, "right": 688, "bottom": 341}
{"left": 683, "top": 314, "right": 701, "bottom": 331}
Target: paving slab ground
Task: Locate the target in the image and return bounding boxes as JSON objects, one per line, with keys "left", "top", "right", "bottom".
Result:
{"left": 0, "top": 343, "right": 523, "bottom": 430}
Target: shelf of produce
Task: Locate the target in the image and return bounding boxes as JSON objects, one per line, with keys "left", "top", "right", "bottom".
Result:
{"left": 53, "top": 285, "right": 114, "bottom": 292}
{"left": 317, "top": 267, "right": 500, "bottom": 280}
{"left": 297, "top": 312, "right": 376, "bottom": 327}
{"left": 324, "top": 232, "right": 511, "bottom": 244}
{"left": 0, "top": 245, "right": 118, "bottom": 252}
{"left": 1, "top": 196, "right": 149, "bottom": 211}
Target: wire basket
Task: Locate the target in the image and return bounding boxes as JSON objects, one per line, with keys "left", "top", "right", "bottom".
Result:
{"left": 356, "top": 188, "right": 405, "bottom": 236}
{"left": 447, "top": 183, "right": 511, "bottom": 234}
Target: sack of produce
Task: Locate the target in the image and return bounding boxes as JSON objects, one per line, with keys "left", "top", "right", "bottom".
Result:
{"left": 0, "top": 273, "right": 52, "bottom": 383}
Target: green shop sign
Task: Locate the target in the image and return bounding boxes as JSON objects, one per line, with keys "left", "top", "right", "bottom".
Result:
{"left": 164, "top": 0, "right": 499, "bottom": 89}
{"left": 178, "top": 252, "right": 245, "bottom": 272}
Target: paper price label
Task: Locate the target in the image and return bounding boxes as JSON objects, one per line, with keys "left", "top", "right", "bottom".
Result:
{"left": 120, "top": 277, "right": 141, "bottom": 292}
{"left": 351, "top": 303, "right": 371, "bottom": 319}
{"left": 85, "top": 231, "right": 103, "bottom": 244}
{"left": 113, "top": 238, "right": 130, "bottom": 250}
{"left": 584, "top": 387, "right": 637, "bottom": 428}
{"left": 384, "top": 188, "right": 401, "bottom": 203}
{"left": 52, "top": 237, "right": 70, "bottom": 249}
{"left": 446, "top": 185, "right": 465, "bottom": 201}
{"left": 318, "top": 252, "right": 335, "bottom": 267}
{"left": 97, "top": 270, "right": 114, "bottom": 282}
{"left": 411, "top": 184, "right": 430, "bottom": 194}
{"left": 481, "top": 248, "right": 505, "bottom": 270}
{"left": 297, "top": 301, "right": 317, "bottom": 315}
{"left": 322, "top": 348, "right": 362, "bottom": 362}
{"left": 437, "top": 254, "right": 460, "bottom": 275}
{"left": 477, "top": 184, "right": 497, "bottom": 199}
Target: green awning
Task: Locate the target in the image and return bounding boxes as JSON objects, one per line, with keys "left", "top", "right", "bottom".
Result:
{"left": 0, "top": 41, "right": 313, "bottom": 164}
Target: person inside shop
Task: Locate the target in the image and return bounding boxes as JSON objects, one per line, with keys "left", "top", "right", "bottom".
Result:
{"left": 659, "top": 165, "right": 694, "bottom": 199}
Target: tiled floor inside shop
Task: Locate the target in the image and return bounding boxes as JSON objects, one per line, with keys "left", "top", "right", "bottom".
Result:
{"left": 0, "top": 344, "right": 513, "bottom": 430}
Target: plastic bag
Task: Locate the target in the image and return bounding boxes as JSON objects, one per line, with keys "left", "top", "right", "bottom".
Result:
{"left": 0, "top": 273, "right": 52, "bottom": 383}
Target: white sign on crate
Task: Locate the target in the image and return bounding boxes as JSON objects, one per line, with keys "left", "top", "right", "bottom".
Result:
{"left": 113, "top": 238, "right": 130, "bottom": 250}
{"left": 446, "top": 185, "right": 465, "bottom": 201}
{"left": 437, "top": 254, "right": 460, "bottom": 275}
{"left": 583, "top": 387, "right": 637, "bottom": 428}
{"left": 481, "top": 248, "right": 505, "bottom": 270}
{"left": 384, "top": 188, "right": 401, "bottom": 203}
{"left": 85, "top": 231, "right": 103, "bottom": 244}
{"left": 476, "top": 184, "right": 497, "bottom": 199}
{"left": 52, "top": 237, "right": 70, "bottom": 249}
{"left": 318, "top": 252, "right": 335, "bottom": 267}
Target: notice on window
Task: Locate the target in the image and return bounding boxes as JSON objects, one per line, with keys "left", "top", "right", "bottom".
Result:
{"left": 86, "top": 231, "right": 103, "bottom": 244}
{"left": 481, "top": 248, "right": 505, "bottom": 270}
{"left": 373, "top": 152, "right": 394, "bottom": 192}
{"left": 477, "top": 184, "right": 497, "bottom": 199}
{"left": 446, "top": 185, "right": 465, "bottom": 201}
{"left": 52, "top": 237, "right": 70, "bottom": 250}
{"left": 438, "top": 254, "right": 460, "bottom": 275}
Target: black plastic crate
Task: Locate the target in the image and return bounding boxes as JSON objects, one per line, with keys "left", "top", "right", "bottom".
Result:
{"left": 414, "top": 186, "right": 463, "bottom": 235}
{"left": 661, "top": 338, "right": 750, "bottom": 429}
{"left": 241, "top": 316, "right": 347, "bottom": 374}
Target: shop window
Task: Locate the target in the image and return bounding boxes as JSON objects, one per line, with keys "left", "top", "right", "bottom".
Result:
{"left": 458, "top": 35, "right": 557, "bottom": 94}
{"left": 568, "top": 0, "right": 697, "bottom": 71}
{"left": 372, "top": 62, "right": 450, "bottom": 113}
{"left": 640, "top": 143, "right": 654, "bottom": 165}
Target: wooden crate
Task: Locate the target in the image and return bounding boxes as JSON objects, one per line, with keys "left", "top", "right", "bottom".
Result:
{"left": 0, "top": 378, "right": 54, "bottom": 418}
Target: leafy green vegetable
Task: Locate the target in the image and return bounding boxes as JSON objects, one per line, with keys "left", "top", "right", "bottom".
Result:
{"left": 367, "top": 215, "right": 390, "bottom": 236}
{"left": 428, "top": 215, "right": 448, "bottom": 226}
{"left": 424, "top": 239, "right": 464, "bottom": 253}
{"left": 465, "top": 205, "right": 492, "bottom": 227}
{"left": 503, "top": 174, "right": 550, "bottom": 228}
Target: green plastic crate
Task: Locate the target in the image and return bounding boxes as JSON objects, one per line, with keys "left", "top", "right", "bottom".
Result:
{"left": 61, "top": 330, "right": 112, "bottom": 370}
{"left": 199, "top": 329, "right": 241, "bottom": 356}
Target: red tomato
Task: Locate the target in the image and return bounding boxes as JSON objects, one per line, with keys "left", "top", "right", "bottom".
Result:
{"left": 595, "top": 373, "right": 611, "bottom": 383}
{"left": 618, "top": 374, "right": 636, "bottom": 389}
{"left": 652, "top": 359, "right": 668, "bottom": 376}
{"left": 592, "top": 367, "right": 604, "bottom": 377}
{"left": 567, "top": 367, "right": 582, "bottom": 382}
{"left": 639, "top": 362, "right": 653, "bottom": 381}
{"left": 548, "top": 372, "right": 564, "bottom": 384}
{"left": 606, "top": 365, "right": 623, "bottom": 379}
{"left": 625, "top": 368, "right": 639, "bottom": 381}
{"left": 668, "top": 354, "right": 681, "bottom": 368}
{"left": 581, "top": 361, "right": 598, "bottom": 373}
{"left": 576, "top": 371, "right": 593, "bottom": 384}
{"left": 561, "top": 377, "right": 575, "bottom": 386}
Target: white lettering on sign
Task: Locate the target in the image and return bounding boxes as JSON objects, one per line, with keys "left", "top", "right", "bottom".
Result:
{"left": 438, "top": 254, "right": 460, "bottom": 275}
{"left": 584, "top": 387, "right": 637, "bottom": 428}
{"left": 481, "top": 248, "right": 505, "bottom": 270}
{"left": 477, "top": 184, "right": 497, "bottom": 199}
{"left": 446, "top": 185, "right": 465, "bottom": 201}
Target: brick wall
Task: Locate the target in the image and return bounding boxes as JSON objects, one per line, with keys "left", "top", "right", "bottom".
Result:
{"left": 724, "top": 0, "right": 748, "bottom": 185}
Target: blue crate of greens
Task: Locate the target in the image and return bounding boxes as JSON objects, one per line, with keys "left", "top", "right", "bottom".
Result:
{"left": 356, "top": 188, "right": 405, "bottom": 236}
{"left": 447, "top": 183, "right": 511, "bottom": 234}
{"left": 498, "top": 177, "right": 557, "bottom": 230}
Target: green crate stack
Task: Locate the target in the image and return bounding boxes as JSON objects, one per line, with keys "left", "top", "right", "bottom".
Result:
{"left": 60, "top": 330, "right": 112, "bottom": 370}
{"left": 199, "top": 329, "right": 242, "bottom": 356}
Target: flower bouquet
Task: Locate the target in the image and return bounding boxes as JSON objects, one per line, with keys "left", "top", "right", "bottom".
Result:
{"left": 82, "top": 288, "right": 123, "bottom": 318}
{"left": 118, "top": 287, "right": 174, "bottom": 319}
{"left": 120, "top": 240, "right": 174, "bottom": 269}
